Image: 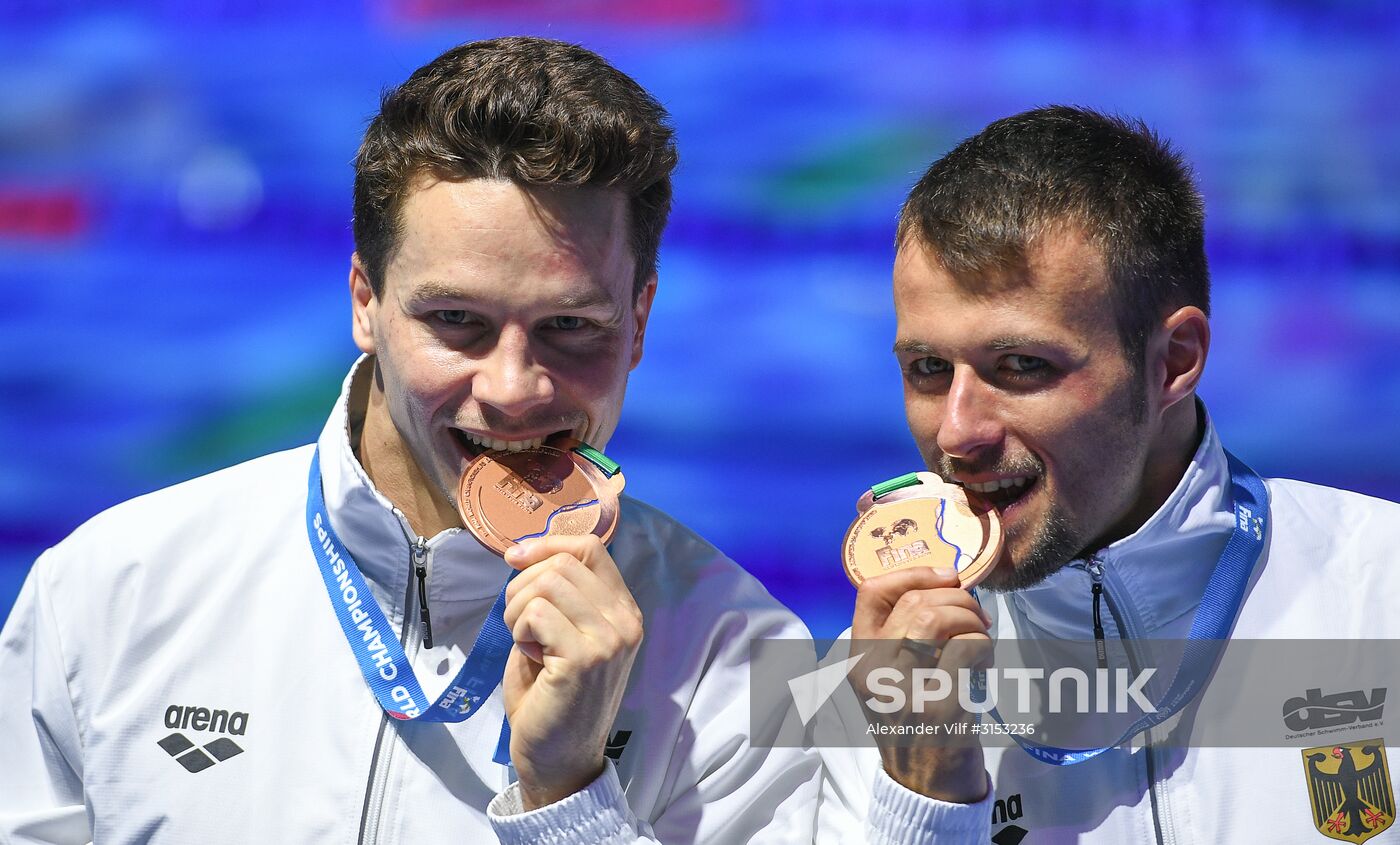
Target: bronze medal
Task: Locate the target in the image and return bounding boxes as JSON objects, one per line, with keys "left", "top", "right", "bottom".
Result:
{"left": 457, "top": 441, "right": 625, "bottom": 557}
{"left": 842, "top": 472, "right": 1002, "bottom": 589}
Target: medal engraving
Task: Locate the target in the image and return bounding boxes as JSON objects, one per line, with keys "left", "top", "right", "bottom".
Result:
{"left": 494, "top": 475, "right": 544, "bottom": 513}
{"left": 843, "top": 473, "right": 1003, "bottom": 589}
{"left": 459, "top": 442, "right": 624, "bottom": 557}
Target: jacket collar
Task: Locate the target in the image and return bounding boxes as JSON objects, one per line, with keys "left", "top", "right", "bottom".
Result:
{"left": 1003, "top": 402, "right": 1238, "bottom": 640}
{"left": 315, "top": 356, "right": 513, "bottom": 603}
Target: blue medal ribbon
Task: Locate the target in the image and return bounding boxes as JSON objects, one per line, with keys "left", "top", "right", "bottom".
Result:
{"left": 305, "top": 449, "right": 515, "bottom": 764}
{"left": 985, "top": 451, "right": 1270, "bottom": 765}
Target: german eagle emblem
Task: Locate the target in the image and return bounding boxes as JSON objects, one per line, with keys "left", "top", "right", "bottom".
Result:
{"left": 1302, "top": 739, "right": 1395, "bottom": 842}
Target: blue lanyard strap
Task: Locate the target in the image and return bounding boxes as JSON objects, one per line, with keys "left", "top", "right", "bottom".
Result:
{"left": 305, "top": 449, "right": 514, "bottom": 764}
{"left": 989, "top": 451, "right": 1270, "bottom": 765}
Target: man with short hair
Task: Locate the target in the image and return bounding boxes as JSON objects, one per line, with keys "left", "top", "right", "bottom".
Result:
{"left": 821, "top": 106, "right": 1400, "bottom": 842}
{"left": 0, "top": 37, "right": 819, "bottom": 843}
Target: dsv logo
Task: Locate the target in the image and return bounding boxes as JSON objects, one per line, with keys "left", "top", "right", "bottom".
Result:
{"left": 1282, "top": 688, "right": 1386, "bottom": 732}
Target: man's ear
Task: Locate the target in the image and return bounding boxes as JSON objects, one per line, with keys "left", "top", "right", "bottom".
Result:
{"left": 1152, "top": 305, "right": 1210, "bottom": 413}
{"left": 350, "top": 253, "right": 378, "bottom": 355}
{"left": 629, "top": 272, "right": 658, "bottom": 371}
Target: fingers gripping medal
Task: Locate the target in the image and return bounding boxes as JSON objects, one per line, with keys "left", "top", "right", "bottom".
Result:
{"left": 843, "top": 472, "right": 1003, "bottom": 589}
{"left": 458, "top": 439, "right": 625, "bottom": 556}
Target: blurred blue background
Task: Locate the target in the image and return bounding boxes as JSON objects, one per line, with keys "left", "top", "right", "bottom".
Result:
{"left": 3, "top": 0, "right": 1398, "bottom": 639}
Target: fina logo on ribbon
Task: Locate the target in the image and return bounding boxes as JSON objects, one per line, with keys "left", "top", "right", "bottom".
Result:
{"left": 1237, "top": 505, "right": 1264, "bottom": 540}
{"left": 440, "top": 686, "right": 482, "bottom": 716}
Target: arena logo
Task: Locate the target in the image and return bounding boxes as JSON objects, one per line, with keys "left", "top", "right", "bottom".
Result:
{"left": 1283, "top": 688, "right": 1386, "bottom": 733}
{"left": 991, "top": 792, "right": 1029, "bottom": 845}
{"left": 157, "top": 703, "right": 250, "bottom": 773}
{"left": 164, "top": 704, "right": 249, "bottom": 735}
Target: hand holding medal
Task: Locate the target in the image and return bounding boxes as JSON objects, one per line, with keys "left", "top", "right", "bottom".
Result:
{"left": 843, "top": 471, "right": 1003, "bottom": 590}
{"left": 457, "top": 438, "right": 643, "bottom": 810}
{"left": 845, "top": 471, "right": 1003, "bottom": 804}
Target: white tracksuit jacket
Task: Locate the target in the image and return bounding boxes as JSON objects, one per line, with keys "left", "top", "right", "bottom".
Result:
{"left": 3, "top": 359, "right": 877, "bottom": 845}
{"left": 819, "top": 410, "right": 1400, "bottom": 843}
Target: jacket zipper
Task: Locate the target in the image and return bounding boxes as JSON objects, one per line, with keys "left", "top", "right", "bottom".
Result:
{"left": 413, "top": 538, "right": 434, "bottom": 649}
{"left": 1088, "top": 560, "right": 1108, "bottom": 670}
{"left": 1085, "top": 556, "right": 1172, "bottom": 845}
{"left": 357, "top": 531, "right": 431, "bottom": 845}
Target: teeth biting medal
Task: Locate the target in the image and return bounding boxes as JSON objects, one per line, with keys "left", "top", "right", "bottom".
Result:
{"left": 843, "top": 471, "right": 1003, "bottom": 589}
{"left": 458, "top": 437, "right": 625, "bottom": 556}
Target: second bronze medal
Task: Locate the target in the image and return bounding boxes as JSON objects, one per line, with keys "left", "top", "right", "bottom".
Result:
{"left": 842, "top": 472, "right": 1003, "bottom": 589}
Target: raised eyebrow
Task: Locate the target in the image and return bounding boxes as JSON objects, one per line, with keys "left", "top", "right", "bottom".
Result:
{"left": 893, "top": 336, "right": 1065, "bottom": 356}
{"left": 552, "top": 290, "right": 617, "bottom": 311}
{"left": 403, "top": 285, "right": 618, "bottom": 312}
{"left": 987, "top": 336, "right": 1055, "bottom": 351}
{"left": 405, "top": 282, "right": 470, "bottom": 305}
{"left": 893, "top": 338, "right": 938, "bottom": 356}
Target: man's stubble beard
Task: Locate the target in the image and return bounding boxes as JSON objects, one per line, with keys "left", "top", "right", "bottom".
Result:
{"left": 977, "top": 498, "right": 1080, "bottom": 593}
{"left": 932, "top": 445, "right": 1081, "bottom": 593}
{"left": 961, "top": 365, "right": 1149, "bottom": 594}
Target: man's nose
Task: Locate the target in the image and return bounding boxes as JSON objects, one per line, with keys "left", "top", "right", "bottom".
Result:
{"left": 935, "top": 368, "right": 1004, "bottom": 459}
{"left": 472, "top": 327, "right": 553, "bottom": 417}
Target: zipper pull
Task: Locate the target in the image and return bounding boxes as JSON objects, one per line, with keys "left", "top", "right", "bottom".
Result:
{"left": 1088, "top": 559, "right": 1108, "bottom": 670}
{"left": 413, "top": 538, "right": 434, "bottom": 650}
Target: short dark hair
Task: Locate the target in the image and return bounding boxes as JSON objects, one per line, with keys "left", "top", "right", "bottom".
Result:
{"left": 353, "top": 36, "right": 677, "bottom": 298}
{"left": 897, "top": 106, "right": 1209, "bottom": 368}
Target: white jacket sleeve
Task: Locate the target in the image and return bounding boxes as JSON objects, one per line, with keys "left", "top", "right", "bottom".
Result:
{"left": 487, "top": 610, "right": 822, "bottom": 844}
{"left": 487, "top": 723, "right": 819, "bottom": 845}
{"left": 817, "top": 747, "right": 993, "bottom": 845}
{"left": 813, "top": 634, "right": 992, "bottom": 844}
{"left": 487, "top": 761, "right": 648, "bottom": 844}
{"left": 0, "top": 554, "right": 92, "bottom": 844}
